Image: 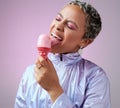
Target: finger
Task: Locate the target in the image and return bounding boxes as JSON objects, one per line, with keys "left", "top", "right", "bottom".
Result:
{"left": 47, "top": 59, "right": 55, "bottom": 69}
{"left": 35, "top": 57, "right": 43, "bottom": 69}
{"left": 34, "top": 66, "right": 42, "bottom": 79}
{"left": 35, "top": 58, "right": 39, "bottom": 65}
{"left": 38, "top": 56, "right": 49, "bottom": 67}
{"left": 35, "top": 62, "right": 41, "bottom": 69}
{"left": 34, "top": 68, "right": 39, "bottom": 82}
{"left": 34, "top": 66, "right": 40, "bottom": 73}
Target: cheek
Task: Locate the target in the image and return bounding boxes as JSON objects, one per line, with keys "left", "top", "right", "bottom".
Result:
{"left": 64, "top": 36, "right": 80, "bottom": 49}
{"left": 49, "top": 21, "right": 55, "bottom": 31}
{"left": 66, "top": 33, "right": 81, "bottom": 43}
{"left": 70, "top": 35, "right": 82, "bottom": 47}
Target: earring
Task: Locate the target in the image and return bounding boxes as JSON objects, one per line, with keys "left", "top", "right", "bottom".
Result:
{"left": 78, "top": 46, "right": 83, "bottom": 55}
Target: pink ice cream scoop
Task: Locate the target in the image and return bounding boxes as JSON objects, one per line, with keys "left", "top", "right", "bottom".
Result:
{"left": 37, "top": 34, "right": 59, "bottom": 58}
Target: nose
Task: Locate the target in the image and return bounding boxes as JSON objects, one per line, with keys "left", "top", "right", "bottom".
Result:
{"left": 55, "top": 22, "right": 64, "bottom": 32}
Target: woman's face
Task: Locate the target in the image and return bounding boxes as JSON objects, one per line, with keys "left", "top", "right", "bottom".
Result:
{"left": 49, "top": 4, "right": 86, "bottom": 54}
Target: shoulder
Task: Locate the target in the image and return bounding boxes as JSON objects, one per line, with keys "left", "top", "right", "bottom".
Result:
{"left": 80, "top": 58, "right": 102, "bottom": 70}
{"left": 80, "top": 58, "right": 109, "bottom": 81}
{"left": 80, "top": 58, "right": 110, "bottom": 91}
{"left": 80, "top": 58, "right": 104, "bottom": 72}
{"left": 78, "top": 59, "right": 111, "bottom": 107}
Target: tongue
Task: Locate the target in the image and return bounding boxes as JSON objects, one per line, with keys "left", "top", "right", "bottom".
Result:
{"left": 51, "top": 38, "right": 60, "bottom": 46}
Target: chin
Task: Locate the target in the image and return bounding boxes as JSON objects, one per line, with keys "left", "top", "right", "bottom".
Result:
{"left": 50, "top": 50, "right": 61, "bottom": 54}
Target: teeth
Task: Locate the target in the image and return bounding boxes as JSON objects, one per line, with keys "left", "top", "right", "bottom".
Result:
{"left": 51, "top": 33, "right": 62, "bottom": 41}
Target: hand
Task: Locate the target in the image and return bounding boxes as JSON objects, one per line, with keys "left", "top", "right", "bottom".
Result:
{"left": 34, "top": 56, "right": 63, "bottom": 102}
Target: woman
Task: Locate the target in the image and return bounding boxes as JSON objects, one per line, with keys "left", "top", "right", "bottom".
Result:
{"left": 15, "top": 0, "right": 111, "bottom": 108}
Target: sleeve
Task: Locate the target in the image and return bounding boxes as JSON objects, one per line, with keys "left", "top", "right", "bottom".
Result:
{"left": 51, "top": 68, "right": 111, "bottom": 108}
{"left": 82, "top": 68, "right": 111, "bottom": 108}
{"left": 14, "top": 76, "right": 27, "bottom": 108}
{"left": 51, "top": 93, "right": 73, "bottom": 108}
{"left": 14, "top": 66, "right": 32, "bottom": 108}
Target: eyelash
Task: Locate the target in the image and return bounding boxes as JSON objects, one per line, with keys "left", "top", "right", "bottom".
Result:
{"left": 55, "top": 16, "right": 76, "bottom": 30}
{"left": 55, "top": 16, "right": 61, "bottom": 21}
{"left": 67, "top": 23, "right": 76, "bottom": 30}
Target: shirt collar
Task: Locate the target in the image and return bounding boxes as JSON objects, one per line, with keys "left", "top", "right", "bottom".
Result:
{"left": 48, "top": 52, "right": 82, "bottom": 66}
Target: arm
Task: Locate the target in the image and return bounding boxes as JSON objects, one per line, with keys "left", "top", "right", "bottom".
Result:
{"left": 82, "top": 68, "right": 111, "bottom": 108}
{"left": 35, "top": 56, "right": 111, "bottom": 108}
{"left": 14, "top": 75, "right": 27, "bottom": 108}
{"left": 34, "top": 56, "right": 64, "bottom": 103}
{"left": 52, "top": 69, "right": 111, "bottom": 108}
{"left": 14, "top": 66, "right": 33, "bottom": 108}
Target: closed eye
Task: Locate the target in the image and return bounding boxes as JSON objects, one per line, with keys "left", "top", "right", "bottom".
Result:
{"left": 55, "top": 14, "right": 62, "bottom": 21}
{"left": 55, "top": 13, "right": 78, "bottom": 30}
{"left": 67, "top": 22, "right": 77, "bottom": 30}
{"left": 67, "top": 20, "right": 77, "bottom": 30}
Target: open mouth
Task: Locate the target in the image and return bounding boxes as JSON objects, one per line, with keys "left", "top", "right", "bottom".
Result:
{"left": 51, "top": 33, "right": 63, "bottom": 41}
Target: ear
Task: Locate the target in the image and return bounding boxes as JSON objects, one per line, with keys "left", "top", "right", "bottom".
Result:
{"left": 80, "top": 38, "right": 94, "bottom": 49}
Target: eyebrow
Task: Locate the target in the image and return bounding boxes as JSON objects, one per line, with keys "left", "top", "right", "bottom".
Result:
{"left": 57, "top": 12, "right": 79, "bottom": 29}
{"left": 57, "top": 13, "right": 63, "bottom": 18}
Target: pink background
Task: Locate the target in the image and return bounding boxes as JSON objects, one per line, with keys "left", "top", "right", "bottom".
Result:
{"left": 0, "top": 0, "right": 119, "bottom": 107}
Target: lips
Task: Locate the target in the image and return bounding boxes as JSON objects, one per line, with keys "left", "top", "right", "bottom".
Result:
{"left": 50, "top": 32, "right": 63, "bottom": 46}
{"left": 51, "top": 33, "right": 63, "bottom": 41}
